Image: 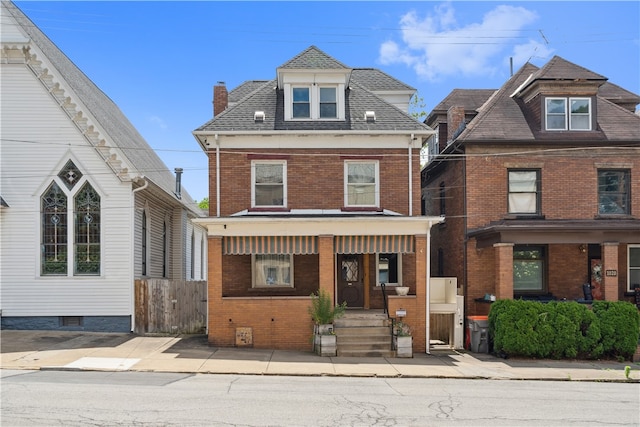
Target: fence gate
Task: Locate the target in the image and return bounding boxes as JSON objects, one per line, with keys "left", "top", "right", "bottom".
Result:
{"left": 134, "top": 279, "right": 207, "bottom": 334}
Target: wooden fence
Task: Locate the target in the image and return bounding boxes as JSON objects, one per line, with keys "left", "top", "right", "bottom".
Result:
{"left": 134, "top": 279, "right": 207, "bottom": 334}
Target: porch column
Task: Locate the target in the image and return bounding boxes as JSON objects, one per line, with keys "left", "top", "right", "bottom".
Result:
{"left": 414, "top": 234, "right": 427, "bottom": 353}
{"left": 494, "top": 243, "right": 514, "bottom": 300}
{"left": 207, "top": 236, "right": 223, "bottom": 344}
{"left": 601, "top": 242, "right": 620, "bottom": 301}
{"left": 318, "top": 235, "right": 335, "bottom": 302}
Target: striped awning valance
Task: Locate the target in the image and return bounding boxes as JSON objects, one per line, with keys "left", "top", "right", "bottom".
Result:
{"left": 224, "top": 236, "right": 318, "bottom": 255}
{"left": 335, "top": 235, "right": 415, "bottom": 254}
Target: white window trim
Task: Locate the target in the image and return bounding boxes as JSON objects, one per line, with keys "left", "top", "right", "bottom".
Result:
{"left": 375, "top": 253, "right": 402, "bottom": 286}
{"left": 252, "top": 254, "right": 294, "bottom": 288}
{"left": 569, "top": 97, "right": 592, "bottom": 131}
{"left": 628, "top": 245, "right": 640, "bottom": 292}
{"left": 251, "top": 160, "right": 287, "bottom": 208}
{"left": 284, "top": 83, "right": 344, "bottom": 121}
{"left": 545, "top": 97, "right": 567, "bottom": 131}
{"left": 344, "top": 160, "right": 380, "bottom": 208}
{"left": 545, "top": 97, "right": 591, "bottom": 131}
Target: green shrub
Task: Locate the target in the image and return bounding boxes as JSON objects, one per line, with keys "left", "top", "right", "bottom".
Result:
{"left": 592, "top": 301, "right": 640, "bottom": 360}
{"left": 488, "top": 299, "right": 636, "bottom": 360}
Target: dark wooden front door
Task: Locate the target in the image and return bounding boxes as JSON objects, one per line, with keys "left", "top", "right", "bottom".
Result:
{"left": 337, "top": 254, "right": 364, "bottom": 308}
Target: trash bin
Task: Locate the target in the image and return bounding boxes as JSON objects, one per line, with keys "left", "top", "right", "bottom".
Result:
{"left": 467, "top": 315, "right": 489, "bottom": 353}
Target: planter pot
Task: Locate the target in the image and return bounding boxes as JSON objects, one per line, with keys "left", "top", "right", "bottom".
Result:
{"left": 314, "top": 333, "right": 337, "bottom": 357}
{"left": 395, "top": 286, "right": 409, "bottom": 296}
{"left": 394, "top": 335, "right": 413, "bottom": 358}
{"left": 315, "top": 324, "right": 334, "bottom": 335}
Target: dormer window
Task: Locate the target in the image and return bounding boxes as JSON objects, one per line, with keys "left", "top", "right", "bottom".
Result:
{"left": 292, "top": 87, "right": 310, "bottom": 118}
{"left": 545, "top": 97, "right": 591, "bottom": 131}
{"left": 319, "top": 87, "right": 337, "bottom": 118}
{"left": 284, "top": 83, "right": 344, "bottom": 120}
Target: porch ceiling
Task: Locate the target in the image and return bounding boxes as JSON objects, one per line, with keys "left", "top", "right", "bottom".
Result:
{"left": 469, "top": 219, "right": 640, "bottom": 248}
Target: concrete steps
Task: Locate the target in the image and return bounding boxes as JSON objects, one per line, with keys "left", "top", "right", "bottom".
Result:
{"left": 334, "top": 312, "right": 393, "bottom": 357}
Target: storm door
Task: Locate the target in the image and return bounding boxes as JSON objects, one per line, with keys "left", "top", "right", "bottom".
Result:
{"left": 337, "top": 254, "right": 364, "bottom": 308}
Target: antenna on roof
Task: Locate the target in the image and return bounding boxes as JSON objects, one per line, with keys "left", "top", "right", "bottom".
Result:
{"left": 510, "top": 57, "right": 513, "bottom": 77}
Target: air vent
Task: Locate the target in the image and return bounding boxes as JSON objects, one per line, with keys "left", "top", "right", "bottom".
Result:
{"left": 254, "top": 111, "right": 265, "bottom": 122}
{"left": 364, "top": 111, "right": 376, "bottom": 122}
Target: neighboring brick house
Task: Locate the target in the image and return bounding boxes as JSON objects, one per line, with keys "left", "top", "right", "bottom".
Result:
{"left": 422, "top": 56, "right": 640, "bottom": 318}
{"left": 193, "top": 46, "right": 443, "bottom": 352}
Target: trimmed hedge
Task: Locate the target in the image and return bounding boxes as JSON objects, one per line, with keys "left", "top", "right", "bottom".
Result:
{"left": 488, "top": 299, "right": 639, "bottom": 360}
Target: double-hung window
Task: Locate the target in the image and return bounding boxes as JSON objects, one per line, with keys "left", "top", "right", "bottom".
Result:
{"left": 41, "top": 160, "right": 100, "bottom": 276}
{"left": 319, "top": 87, "right": 337, "bottom": 118}
{"left": 252, "top": 161, "right": 286, "bottom": 208}
{"left": 286, "top": 84, "right": 342, "bottom": 120}
{"left": 377, "top": 253, "right": 402, "bottom": 286}
{"left": 598, "top": 169, "right": 630, "bottom": 215}
{"left": 508, "top": 169, "right": 540, "bottom": 215}
{"left": 292, "top": 87, "right": 310, "bottom": 118}
{"left": 545, "top": 97, "right": 591, "bottom": 131}
{"left": 628, "top": 245, "right": 640, "bottom": 292}
{"left": 252, "top": 254, "right": 293, "bottom": 288}
{"left": 513, "top": 246, "right": 545, "bottom": 293}
{"left": 345, "top": 160, "right": 379, "bottom": 207}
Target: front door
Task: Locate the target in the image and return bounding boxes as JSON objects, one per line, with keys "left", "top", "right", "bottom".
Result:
{"left": 337, "top": 254, "right": 364, "bottom": 308}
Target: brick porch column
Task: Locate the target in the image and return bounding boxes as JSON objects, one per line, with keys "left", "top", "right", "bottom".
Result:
{"left": 494, "top": 243, "right": 514, "bottom": 300}
{"left": 207, "top": 236, "right": 223, "bottom": 344}
{"left": 601, "top": 242, "right": 619, "bottom": 301}
{"left": 414, "top": 234, "right": 427, "bottom": 353}
{"left": 318, "top": 235, "right": 335, "bottom": 301}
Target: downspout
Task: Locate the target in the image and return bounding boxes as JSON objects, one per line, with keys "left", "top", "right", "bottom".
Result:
{"left": 130, "top": 176, "right": 148, "bottom": 332}
{"left": 426, "top": 221, "right": 432, "bottom": 354}
{"left": 215, "top": 134, "right": 221, "bottom": 218}
{"left": 408, "top": 134, "right": 414, "bottom": 216}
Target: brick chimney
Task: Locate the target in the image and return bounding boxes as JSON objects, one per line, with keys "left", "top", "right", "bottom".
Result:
{"left": 447, "top": 106, "right": 466, "bottom": 142}
{"left": 213, "top": 81, "right": 228, "bottom": 117}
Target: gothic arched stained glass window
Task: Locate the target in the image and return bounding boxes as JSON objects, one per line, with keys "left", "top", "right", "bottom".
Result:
{"left": 41, "top": 182, "right": 68, "bottom": 275}
{"left": 74, "top": 182, "right": 100, "bottom": 275}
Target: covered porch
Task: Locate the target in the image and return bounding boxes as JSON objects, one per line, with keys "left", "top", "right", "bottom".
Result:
{"left": 467, "top": 219, "right": 640, "bottom": 315}
{"left": 198, "top": 215, "right": 444, "bottom": 352}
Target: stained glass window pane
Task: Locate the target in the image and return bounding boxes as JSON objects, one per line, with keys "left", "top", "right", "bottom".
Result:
{"left": 74, "top": 182, "right": 100, "bottom": 275}
{"left": 42, "top": 182, "right": 67, "bottom": 275}
{"left": 58, "top": 160, "right": 83, "bottom": 190}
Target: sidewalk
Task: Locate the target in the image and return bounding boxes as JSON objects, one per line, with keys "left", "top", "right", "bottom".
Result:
{"left": 1, "top": 330, "right": 638, "bottom": 382}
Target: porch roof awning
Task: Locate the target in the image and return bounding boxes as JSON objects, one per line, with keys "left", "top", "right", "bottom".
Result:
{"left": 335, "top": 235, "right": 415, "bottom": 254}
{"left": 468, "top": 219, "right": 640, "bottom": 248}
{"left": 224, "top": 236, "right": 318, "bottom": 255}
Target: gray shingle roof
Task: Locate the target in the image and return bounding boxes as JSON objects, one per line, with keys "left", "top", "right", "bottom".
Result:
{"left": 2, "top": 1, "right": 201, "bottom": 214}
{"left": 530, "top": 55, "right": 607, "bottom": 82}
{"left": 277, "top": 45, "right": 349, "bottom": 70}
{"left": 351, "top": 68, "right": 415, "bottom": 92}
{"left": 195, "top": 47, "right": 430, "bottom": 134}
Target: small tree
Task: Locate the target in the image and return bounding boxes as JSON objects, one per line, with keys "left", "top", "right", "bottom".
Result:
{"left": 197, "top": 197, "right": 209, "bottom": 210}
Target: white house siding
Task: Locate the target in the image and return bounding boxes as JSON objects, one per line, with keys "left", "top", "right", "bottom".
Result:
{"left": 0, "top": 63, "right": 134, "bottom": 330}
{"left": 134, "top": 191, "right": 180, "bottom": 279}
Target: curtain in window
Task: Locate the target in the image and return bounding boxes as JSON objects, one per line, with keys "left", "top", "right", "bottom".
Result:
{"left": 508, "top": 171, "right": 537, "bottom": 213}
{"left": 347, "top": 163, "right": 375, "bottom": 205}
{"left": 255, "top": 163, "right": 284, "bottom": 206}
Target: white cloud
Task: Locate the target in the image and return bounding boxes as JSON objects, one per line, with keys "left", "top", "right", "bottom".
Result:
{"left": 379, "top": 3, "right": 548, "bottom": 81}
{"left": 149, "top": 115, "right": 168, "bottom": 130}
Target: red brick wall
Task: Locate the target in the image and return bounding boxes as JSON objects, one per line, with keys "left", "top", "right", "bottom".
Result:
{"left": 208, "top": 297, "right": 314, "bottom": 350}
{"left": 222, "top": 254, "right": 319, "bottom": 297}
{"left": 209, "top": 148, "right": 422, "bottom": 216}
{"left": 425, "top": 144, "right": 640, "bottom": 317}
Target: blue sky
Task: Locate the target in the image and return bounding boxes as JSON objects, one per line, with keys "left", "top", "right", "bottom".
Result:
{"left": 15, "top": 1, "right": 640, "bottom": 203}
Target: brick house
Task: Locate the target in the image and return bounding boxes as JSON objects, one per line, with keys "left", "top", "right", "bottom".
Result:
{"left": 422, "top": 56, "right": 640, "bottom": 318}
{"left": 193, "top": 46, "right": 444, "bottom": 352}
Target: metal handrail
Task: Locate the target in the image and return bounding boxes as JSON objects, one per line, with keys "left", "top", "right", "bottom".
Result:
{"left": 381, "top": 282, "right": 389, "bottom": 317}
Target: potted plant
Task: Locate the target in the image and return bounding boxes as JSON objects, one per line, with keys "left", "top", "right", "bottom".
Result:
{"left": 394, "top": 320, "right": 413, "bottom": 358}
{"left": 309, "top": 290, "right": 346, "bottom": 356}
{"left": 395, "top": 286, "right": 410, "bottom": 296}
